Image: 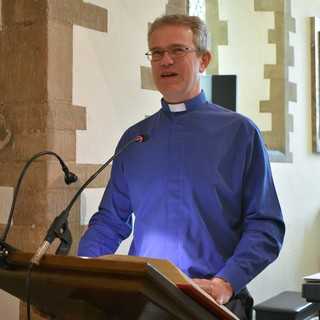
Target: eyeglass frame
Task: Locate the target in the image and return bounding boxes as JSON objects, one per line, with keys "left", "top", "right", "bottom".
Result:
{"left": 145, "top": 45, "right": 200, "bottom": 62}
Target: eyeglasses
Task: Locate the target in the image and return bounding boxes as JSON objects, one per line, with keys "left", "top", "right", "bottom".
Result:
{"left": 145, "top": 46, "right": 199, "bottom": 62}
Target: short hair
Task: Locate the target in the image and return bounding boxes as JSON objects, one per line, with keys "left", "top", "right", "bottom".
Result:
{"left": 148, "top": 14, "right": 209, "bottom": 53}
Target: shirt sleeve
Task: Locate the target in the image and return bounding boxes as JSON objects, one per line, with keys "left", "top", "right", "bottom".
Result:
{"left": 77, "top": 137, "right": 133, "bottom": 257}
{"left": 215, "top": 126, "right": 285, "bottom": 293}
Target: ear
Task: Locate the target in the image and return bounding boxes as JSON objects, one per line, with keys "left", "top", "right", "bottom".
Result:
{"left": 199, "top": 51, "right": 212, "bottom": 73}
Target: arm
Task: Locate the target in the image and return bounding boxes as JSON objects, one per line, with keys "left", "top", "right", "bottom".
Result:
{"left": 195, "top": 127, "right": 285, "bottom": 302}
{"left": 215, "top": 127, "right": 285, "bottom": 294}
{"left": 78, "top": 140, "right": 133, "bottom": 257}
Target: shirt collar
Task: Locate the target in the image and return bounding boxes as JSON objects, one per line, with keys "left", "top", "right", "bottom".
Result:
{"left": 161, "top": 91, "right": 207, "bottom": 113}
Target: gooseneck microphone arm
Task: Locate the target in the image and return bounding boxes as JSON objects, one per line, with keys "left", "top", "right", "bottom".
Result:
{"left": 0, "top": 151, "right": 78, "bottom": 244}
{"left": 30, "top": 134, "right": 149, "bottom": 265}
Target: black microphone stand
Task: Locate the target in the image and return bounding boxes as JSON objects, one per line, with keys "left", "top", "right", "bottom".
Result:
{"left": 31, "top": 134, "right": 148, "bottom": 265}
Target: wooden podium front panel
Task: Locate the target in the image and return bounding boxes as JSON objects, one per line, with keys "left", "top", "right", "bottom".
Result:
{"left": 0, "top": 253, "right": 220, "bottom": 320}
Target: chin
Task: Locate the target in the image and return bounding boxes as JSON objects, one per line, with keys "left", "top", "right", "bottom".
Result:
{"left": 159, "top": 88, "right": 183, "bottom": 101}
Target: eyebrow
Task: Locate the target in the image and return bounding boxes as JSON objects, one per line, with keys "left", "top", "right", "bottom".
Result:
{"left": 149, "top": 43, "right": 188, "bottom": 51}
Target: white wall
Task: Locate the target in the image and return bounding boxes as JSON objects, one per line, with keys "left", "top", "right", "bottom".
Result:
{"left": 247, "top": 0, "right": 320, "bottom": 303}
{"left": 2, "top": 0, "right": 320, "bottom": 317}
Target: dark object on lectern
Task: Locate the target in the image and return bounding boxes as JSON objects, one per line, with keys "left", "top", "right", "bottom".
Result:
{"left": 0, "top": 240, "right": 17, "bottom": 268}
{"left": 201, "top": 74, "right": 237, "bottom": 111}
{"left": 254, "top": 291, "right": 320, "bottom": 320}
{"left": 0, "top": 252, "right": 239, "bottom": 320}
{"left": 303, "top": 282, "right": 320, "bottom": 302}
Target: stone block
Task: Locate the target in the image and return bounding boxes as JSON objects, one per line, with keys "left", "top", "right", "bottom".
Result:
{"left": 46, "top": 130, "right": 76, "bottom": 161}
{"left": 166, "top": 4, "right": 187, "bottom": 15}
{"left": 2, "top": 23, "right": 48, "bottom": 104}
{"left": 3, "top": 102, "right": 46, "bottom": 134}
{"left": 45, "top": 103, "right": 87, "bottom": 131}
{"left": 259, "top": 100, "right": 271, "bottom": 114}
{"left": 263, "top": 128, "right": 285, "bottom": 152}
{"left": 47, "top": 0, "right": 77, "bottom": 25}
{"left": 0, "top": 1, "right": 2, "bottom": 30}
{"left": 0, "top": 160, "right": 63, "bottom": 190}
{"left": 288, "top": 113, "right": 293, "bottom": 132}
{"left": 69, "top": 163, "right": 110, "bottom": 189}
{"left": 272, "top": 105, "right": 285, "bottom": 123}
{"left": 167, "top": 0, "right": 187, "bottom": 9}
{"left": 166, "top": 0, "right": 187, "bottom": 14}
{"left": 288, "top": 81, "right": 297, "bottom": 102}
{"left": 140, "top": 66, "right": 156, "bottom": 91}
{"left": 2, "top": 0, "right": 47, "bottom": 26}
{"left": 0, "top": 32, "right": 4, "bottom": 100}
{"left": 288, "top": 16, "right": 296, "bottom": 33}
{"left": 47, "top": 0, "right": 108, "bottom": 32}
{"left": 0, "top": 156, "right": 81, "bottom": 192}
{"left": 269, "top": 79, "right": 285, "bottom": 103}
{"left": 268, "top": 29, "right": 277, "bottom": 44}
{"left": 1, "top": 103, "right": 86, "bottom": 133}
{"left": 0, "top": 133, "right": 45, "bottom": 162}
{"left": 274, "top": 13, "right": 285, "bottom": 34}
{"left": 73, "top": 1, "right": 108, "bottom": 32}
{"left": 2, "top": 102, "right": 47, "bottom": 133}
{"left": 216, "top": 21, "right": 228, "bottom": 45}
{"left": 205, "top": 0, "right": 228, "bottom": 75}
{"left": 287, "top": 45, "right": 294, "bottom": 67}
{"left": 0, "top": 159, "right": 109, "bottom": 191}
{"left": 264, "top": 64, "right": 284, "bottom": 79}
{"left": 46, "top": 161, "right": 80, "bottom": 189}
{"left": 0, "top": 186, "right": 13, "bottom": 225}
{"left": 14, "top": 188, "right": 80, "bottom": 225}
{"left": 70, "top": 105, "right": 87, "bottom": 130}
{"left": 0, "top": 161, "right": 42, "bottom": 188}
{"left": 254, "top": 0, "right": 284, "bottom": 12}
{"left": 47, "top": 20, "right": 72, "bottom": 103}
{"left": 0, "top": 130, "right": 76, "bottom": 162}
{"left": 4, "top": 222, "right": 81, "bottom": 254}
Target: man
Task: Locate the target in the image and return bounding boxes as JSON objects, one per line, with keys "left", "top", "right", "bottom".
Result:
{"left": 78, "top": 14, "right": 285, "bottom": 319}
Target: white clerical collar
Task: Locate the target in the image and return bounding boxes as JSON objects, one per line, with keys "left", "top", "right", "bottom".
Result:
{"left": 168, "top": 103, "right": 187, "bottom": 112}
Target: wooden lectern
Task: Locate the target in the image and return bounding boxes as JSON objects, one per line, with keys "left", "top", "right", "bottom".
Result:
{"left": 0, "top": 251, "right": 239, "bottom": 320}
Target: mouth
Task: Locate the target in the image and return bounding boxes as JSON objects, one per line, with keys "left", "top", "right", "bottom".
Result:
{"left": 160, "top": 72, "right": 178, "bottom": 78}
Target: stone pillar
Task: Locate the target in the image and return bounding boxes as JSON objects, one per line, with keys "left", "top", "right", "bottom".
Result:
{"left": 0, "top": 0, "right": 108, "bottom": 318}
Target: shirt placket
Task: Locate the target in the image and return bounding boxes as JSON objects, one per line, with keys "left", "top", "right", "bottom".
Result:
{"left": 166, "top": 114, "right": 184, "bottom": 265}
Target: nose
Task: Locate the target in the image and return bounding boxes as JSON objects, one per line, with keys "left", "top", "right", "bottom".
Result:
{"left": 160, "top": 51, "right": 174, "bottom": 66}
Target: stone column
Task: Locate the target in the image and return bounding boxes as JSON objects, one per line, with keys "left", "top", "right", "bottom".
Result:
{"left": 0, "top": 1, "right": 108, "bottom": 319}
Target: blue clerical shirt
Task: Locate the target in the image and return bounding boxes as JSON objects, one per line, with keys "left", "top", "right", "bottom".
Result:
{"left": 78, "top": 91, "right": 285, "bottom": 293}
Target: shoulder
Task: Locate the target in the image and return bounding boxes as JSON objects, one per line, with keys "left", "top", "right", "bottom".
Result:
{"left": 118, "top": 110, "right": 161, "bottom": 146}
{"left": 205, "top": 102, "right": 262, "bottom": 139}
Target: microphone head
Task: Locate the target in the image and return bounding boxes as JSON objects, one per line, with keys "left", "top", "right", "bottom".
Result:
{"left": 64, "top": 171, "right": 78, "bottom": 185}
{"left": 135, "top": 134, "right": 149, "bottom": 143}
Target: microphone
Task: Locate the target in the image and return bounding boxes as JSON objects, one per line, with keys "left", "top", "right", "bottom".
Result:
{"left": 62, "top": 167, "right": 78, "bottom": 185}
{"left": 30, "top": 134, "right": 149, "bottom": 265}
{"left": 0, "top": 151, "right": 78, "bottom": 246}
{"left": 134, "top": 134, "right": 148, "bottom": 143}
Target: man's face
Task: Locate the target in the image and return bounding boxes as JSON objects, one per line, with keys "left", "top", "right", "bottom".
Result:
{"left": 149, "top": 24, "right": 211, "bottom": 103}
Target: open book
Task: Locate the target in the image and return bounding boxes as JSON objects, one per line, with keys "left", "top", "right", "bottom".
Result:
{"left": 100, "top": 255, "right": 239, "bottom": 320}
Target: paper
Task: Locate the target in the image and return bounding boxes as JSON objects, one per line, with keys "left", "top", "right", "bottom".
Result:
{"left": 304, "top": 272, "right": 320, "bottom": 282}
